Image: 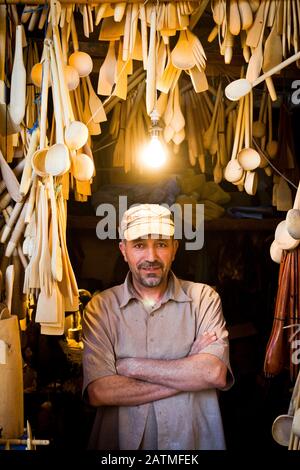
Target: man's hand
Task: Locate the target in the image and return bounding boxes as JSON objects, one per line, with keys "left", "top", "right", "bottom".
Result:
{"left": 189, "top": 331, "right": 217, "bottom": 356}
{"left": 116, "top": 358, "right": 138, "bottom": 377}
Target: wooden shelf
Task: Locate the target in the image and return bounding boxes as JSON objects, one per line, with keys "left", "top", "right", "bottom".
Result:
{"left": 67, "top": 215, "right": 283, "bottom": 232}
{"left": 204, "top": 218, "right": 282, "bottom": 232}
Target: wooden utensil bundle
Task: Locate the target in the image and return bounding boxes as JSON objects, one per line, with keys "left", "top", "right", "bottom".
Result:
{"left": 264, "top": 246, "right": 300, "bottom": 382}
{"left": 20, "top": 177, "right": 79, "bottom": 334}
{"left": 210, "top": 0, "right": 300, "bottom": 100}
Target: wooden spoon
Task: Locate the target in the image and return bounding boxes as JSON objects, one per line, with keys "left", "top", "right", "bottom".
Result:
{"left": 146, "top": 7, "right": 156, "bottom": 115}
{"left": 229, "top": 0, "right": 241, "bottom": 35}
{"left": 226, "top": 49, "right": 300, "bottom": 100}
{"left": 170, "top": 84, "right": 185, "bottom": 133}
{"left": 246, "top": 0, "right": 270, "bottom": 83}
{"left": 246, "top": 0, "right": 266, "bottom": 47}
{"left": 38, "top": 183, "right": 52, "bottom": 296}
{"left": 224, "top": 96, "right": 245, "bottom": 183}
{"left": 5, "top": 265, "right": 14, "bottom": 314}
{"left": 203, "top": 81, "right": 222, "bottom": 150}
{"left": 266, "top": 95, "right": 278, "bottom": 158}
{"left": 9, "top": 25, "right": 26, "bottom": 126}
{"left": 139, "top": 4, "right": 148, "bottom": 70}
{"left": 238, "top": 0, "right": 253, "bottom": 30}
{"left": 171, "top": 30, "right": 196, "bottom": 69}
{"left": 238, "top": 93, "right": 261, "bottom": 170}
{"left": 263, "top": 3, "right": 283, "bottom": 72}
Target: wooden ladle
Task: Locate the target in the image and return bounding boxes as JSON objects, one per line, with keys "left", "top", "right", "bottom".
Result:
{"left": 69, "top": 14, "right": 93, "bottom": 77}
{"left": 275, "top": 220, "right": 299, "bottom": 250}
{"left": 270, "top": 239, "right": 283, "bottom": 264}
{"left": 237, "top": 92, "right": 261, "bottom": 171}
{"left": 45, "top": 41, "right": 70, "bottom": 177}
{"left": 272, "top": 414, "right": 293, "bottom": 446}
{"left": 224, "top": 95, "right": 245, "bottom": 183}
{"left": 266, "top": 95, "right": 278, "bottom": 158}
{"left": 31, "top": 41, "right": 50, "bottom": 178}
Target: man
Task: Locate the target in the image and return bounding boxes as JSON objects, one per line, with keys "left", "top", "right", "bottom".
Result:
{"left": 82, "top": 204, "right": 234, "bottom": 450}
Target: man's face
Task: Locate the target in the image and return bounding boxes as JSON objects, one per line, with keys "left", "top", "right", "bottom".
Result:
{"left": 119, "top": 236, "right": 179, "bottom": 289}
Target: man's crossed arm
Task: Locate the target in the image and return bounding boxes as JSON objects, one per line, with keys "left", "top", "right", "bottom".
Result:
{"left": 87, "top": 332, "right": 227, "bottom": 407}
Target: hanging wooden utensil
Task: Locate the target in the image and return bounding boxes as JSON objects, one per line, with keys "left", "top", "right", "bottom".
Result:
{"left": 98, "top": 41, "right": 116, "bottom": 96}
{"left": 229, "top": 0, "right": 241, "bottom": 35}
{"left": 9, "top": 25, "right": 26, "bottom": 126}
{"left": 0, "top": 6, "right": 19, "bottom": 136}
{"left": 0, "top": 150, "right": 22, "bottom": 203}
{"left": 146, "top": 7, "right": 156, "bottom": 116}
{"left": 69, "top": 14, "right": 93, "bottom": 78}
{"left": 86, "top": 76, "right": 107, "bottom": 123}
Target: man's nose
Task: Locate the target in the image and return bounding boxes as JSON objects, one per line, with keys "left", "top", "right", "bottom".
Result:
{"left": 145, "top": 245, "right": 157, "bottom": 262}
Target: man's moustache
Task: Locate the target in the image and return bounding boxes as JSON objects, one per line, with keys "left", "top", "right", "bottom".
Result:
{"left": 138, "top": 262, "right": 163, "bottom": 269}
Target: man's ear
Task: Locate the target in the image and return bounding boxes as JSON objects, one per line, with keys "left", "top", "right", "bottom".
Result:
{"left": 119, "top": 240, "right": 128, "bottom": 262}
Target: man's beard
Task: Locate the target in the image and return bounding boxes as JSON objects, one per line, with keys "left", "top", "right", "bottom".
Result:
{"left": 137, "top": 261, "right": 165, "bottom": 288}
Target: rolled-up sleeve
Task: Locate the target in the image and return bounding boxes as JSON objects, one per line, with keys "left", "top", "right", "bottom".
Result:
{"left": 195, "top": 287, "right": 234, "bottom": 390}
{"left": 82, "top": 294, "right": 117, "bottom": 396}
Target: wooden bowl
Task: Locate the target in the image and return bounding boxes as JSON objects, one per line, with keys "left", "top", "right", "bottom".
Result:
{"left": 65, "top": 121, "right": 89, "bottom": 151}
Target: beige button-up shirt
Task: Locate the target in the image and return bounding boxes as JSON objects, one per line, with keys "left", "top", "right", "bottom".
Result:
{"left": 82, "top": 271, "right": 234, "bottom": 450}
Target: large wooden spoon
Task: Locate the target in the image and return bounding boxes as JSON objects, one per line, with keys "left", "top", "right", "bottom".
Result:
{"left": 225, "top": 49, "right": 300, "bottom": 100}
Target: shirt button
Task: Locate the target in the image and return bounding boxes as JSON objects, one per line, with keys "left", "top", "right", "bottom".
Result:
{"left": 150, "top": 313, "right": 154, "bottom": 317}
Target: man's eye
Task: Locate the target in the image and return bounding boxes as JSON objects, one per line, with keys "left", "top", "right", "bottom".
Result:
{"left": 134, "top": 244, "right": 144, "bottom": 249}
{"left": 157, "top": 243, "right": 167, "bottom": 247}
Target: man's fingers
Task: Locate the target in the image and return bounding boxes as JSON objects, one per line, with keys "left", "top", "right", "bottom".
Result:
{"left": 203, "top": 331, "right": 216, "bottom": 337}
{"left": 189, "top": 331, "right": 218, "bottom": 355}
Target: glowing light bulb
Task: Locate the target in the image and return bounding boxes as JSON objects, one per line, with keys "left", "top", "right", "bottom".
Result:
{"left": 142, "top": 135, "right": 167, "bottom": 168}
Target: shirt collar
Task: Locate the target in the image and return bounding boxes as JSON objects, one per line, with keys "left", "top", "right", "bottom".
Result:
{"left": 120, "top": 271, "right": 192, "bottom": 308}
